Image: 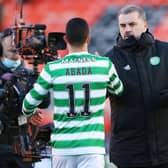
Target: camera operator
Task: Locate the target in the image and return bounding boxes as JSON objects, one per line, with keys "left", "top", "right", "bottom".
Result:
{"left": 0, "top": 28, "right": 33, "bottom": 168}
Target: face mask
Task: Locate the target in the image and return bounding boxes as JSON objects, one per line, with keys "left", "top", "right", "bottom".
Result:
{"left": 2, "top": 58, "right": 21, "bottom": 68}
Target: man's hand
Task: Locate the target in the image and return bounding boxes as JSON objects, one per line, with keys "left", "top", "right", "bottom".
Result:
{"left": 28, "top": 109, "right": 43, "bottom": 126}
{"left": 28, "top": 108, "right": 53, "bottom": 126}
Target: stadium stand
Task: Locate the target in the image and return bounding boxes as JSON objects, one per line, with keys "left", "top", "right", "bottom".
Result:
{"left": 1, "top": 1, "right": 167, "bottom": 51}
{"left": 153, "top": 12, "right": 168, "bottom": 41}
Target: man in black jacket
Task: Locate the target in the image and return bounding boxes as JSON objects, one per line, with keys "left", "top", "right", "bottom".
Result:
{"left": 105, "top": 4, "right": 168, "bottom": 168}
{"left": 0, "top": 28, "right": 33, "bottom": 168}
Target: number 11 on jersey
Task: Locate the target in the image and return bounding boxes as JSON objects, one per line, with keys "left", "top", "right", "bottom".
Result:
{"left": 66, "top": 83, "right": 91, "bottom": 118}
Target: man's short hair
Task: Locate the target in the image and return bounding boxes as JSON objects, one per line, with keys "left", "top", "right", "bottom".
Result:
{"left": 118, "top": 4, "right": 146, "bottom": 21}
{"left": 66, "top": 17, "right": 89, "bottom": 46}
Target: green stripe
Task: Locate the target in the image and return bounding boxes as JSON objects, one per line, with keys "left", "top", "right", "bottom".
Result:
{"left": 30, "top": 89, "right": 44, "bottom": 100}
{"left": 53, "top": 124, "right": 104, "bottom": 134}
{"left": 108, "top": 81, "right": 123, "bottom": 95}
{"left": 24, "top": 99, "right": 37, "bottom": 109}
{"left": 37, "top": 76, "right": 51, "bottom": 90}
{"left": 53, "top": 82, "right": 106, "bottom": 91}
{"left": 108, "top": 87, "right": 123, "bottom": 96}
{"left": 113, "top": 81, "right": 122, "bottom": 90}
{"left": 23, "top": 110, "right": 33, "bottom": 115}
{"left": 54, "top": 110, "right": 103, "bottom": 121}
{"left": 108, "top": 61, "right": 112, "bottom": 69}
{"left": 48, "top": 59, "right": 62, "bottom": 65}
{"left": 54, "top": 96, "right": 105, "bottom": 107}
{"left": 50, "top": 68, "right": 66, "bottom": 77}
{"left": 51, "top": 139, "right": 104, "bottom": 148}
{"left": 110, "top": 73, "right": 117, "bottom": 81}
{"left": 30, "top": 90, "right": 44, "bottom": 101}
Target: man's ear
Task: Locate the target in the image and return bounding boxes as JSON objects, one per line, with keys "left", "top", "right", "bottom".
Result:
{"left": 86, "top": 36, "right": 90, "bottom": 44}
{"left": 144, "top": 21, "right": 148, "bottom": 29}
{"left": 63, "top": 35, "right": 68, "bottom": 43}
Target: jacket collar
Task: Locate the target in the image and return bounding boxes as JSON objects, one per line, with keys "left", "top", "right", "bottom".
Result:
{"left": 116, "top": 30, "right": 155, "bottom": 52}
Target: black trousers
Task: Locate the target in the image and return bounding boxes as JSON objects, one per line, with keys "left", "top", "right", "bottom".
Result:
{"left": 119, "top": 163, "right": 168, "bottom": 168}
{"left": 0, "top": 145, "right": 32, "bottom": 168}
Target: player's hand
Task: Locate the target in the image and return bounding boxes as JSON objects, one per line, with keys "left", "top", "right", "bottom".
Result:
{"left": 28, "top": 108, "right": 53, "bottom": 126}
{"left": 28, "top": 109, "right": 43, "bottom": 126}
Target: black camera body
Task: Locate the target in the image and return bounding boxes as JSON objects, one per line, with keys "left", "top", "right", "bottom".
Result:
{"left": 1, "top": 24, "right": 66, "bottom": 63}
{"left": 16, "top": 24, "right": 66, "bottom": 53}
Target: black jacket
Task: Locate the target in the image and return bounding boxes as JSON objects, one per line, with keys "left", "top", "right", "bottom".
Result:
{"left": 105, "top": 31, "right": 168, "bottom": 167}
{"left": 0, "top": 61, "right": 34, "bottom": 144}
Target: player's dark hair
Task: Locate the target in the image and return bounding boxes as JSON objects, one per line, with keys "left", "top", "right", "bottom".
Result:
{"left": 66, "top": 17, "right": 89, "bottom": 46}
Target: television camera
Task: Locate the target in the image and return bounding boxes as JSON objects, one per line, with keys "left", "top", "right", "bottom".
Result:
{"left": 0, "top": 0, "right": 66, "bottom": 163}
{"left": 12, "top": 24, "right": 66, "bottom": 60}
{"left": 0, "top": 67, "right": 53, "bottom": 162}
{"left": 1, "top": 24, "right": 66, "bottom": 73}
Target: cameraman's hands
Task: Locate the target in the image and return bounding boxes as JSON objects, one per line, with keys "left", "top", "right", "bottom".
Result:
{"left": 29, "top": 108, "right": 53, "bottom": 126}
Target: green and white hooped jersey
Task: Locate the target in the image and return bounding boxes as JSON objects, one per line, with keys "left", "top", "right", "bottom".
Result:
{"left": 23, "top": 52, "right": 123, "bottom": 155}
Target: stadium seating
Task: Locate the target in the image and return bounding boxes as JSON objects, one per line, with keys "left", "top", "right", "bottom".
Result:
{"left": 153, "top": 12, "right": 168, "bottom": 41}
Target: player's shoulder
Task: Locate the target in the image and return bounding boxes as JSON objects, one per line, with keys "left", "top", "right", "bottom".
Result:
{"left": 89, "top": 53, "right": 110, "bottom": 62}
{"left": 46, "top": 58, "right": 63, "bottom": 65}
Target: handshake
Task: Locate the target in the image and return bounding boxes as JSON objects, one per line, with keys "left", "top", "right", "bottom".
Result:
{"left": 28, "top": 108, "right": 53, "bottom": 127}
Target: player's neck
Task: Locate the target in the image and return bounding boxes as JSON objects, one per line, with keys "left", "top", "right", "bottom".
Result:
{"left": 68, "top": 44, "right": 88, "bottom": 54}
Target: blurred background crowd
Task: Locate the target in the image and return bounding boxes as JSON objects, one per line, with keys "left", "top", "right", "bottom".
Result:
{"left": 1, "top": 0, "right": 168, "bottom": 55}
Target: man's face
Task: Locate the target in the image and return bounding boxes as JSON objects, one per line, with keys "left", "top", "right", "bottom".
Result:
{"left": 1, "top": 35, "right": 20, "bottom": 60}
{"left": 118, "top": 11, "right": 147, "bottom": 40}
